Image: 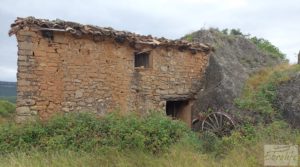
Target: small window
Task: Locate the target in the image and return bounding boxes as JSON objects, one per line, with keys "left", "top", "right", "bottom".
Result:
{"left": 134, "top": 52, "right": 150, "bottom": 68}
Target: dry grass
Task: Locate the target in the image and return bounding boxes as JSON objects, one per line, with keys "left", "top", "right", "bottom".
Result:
{"left": 0, "top": 141, "right": 272, "bottom": 167}
{"left": 245, "top": 63, "right": 293, "bottom": 93}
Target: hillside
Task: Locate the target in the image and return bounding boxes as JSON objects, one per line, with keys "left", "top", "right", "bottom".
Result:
{"left": 0, "top": 81, "right": 16, "bottom": 103}
{"left": 0, "top": 81, "right": 16, "bottom": 97}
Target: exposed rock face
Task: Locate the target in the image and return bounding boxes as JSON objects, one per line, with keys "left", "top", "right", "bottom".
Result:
{"left": 276, "top": 72, "right": 300, "bottom": 127}
{"left": 188, "top": 29, "right": 282, "bottom": 116}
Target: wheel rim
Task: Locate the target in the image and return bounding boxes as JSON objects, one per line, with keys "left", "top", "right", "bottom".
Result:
{"left": 201, "top": 112, "right": 235, "bottom": 137}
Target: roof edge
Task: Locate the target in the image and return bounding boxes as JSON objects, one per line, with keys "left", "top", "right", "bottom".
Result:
{"left": 9, "top": 16, "right": 212, "bottom": 53}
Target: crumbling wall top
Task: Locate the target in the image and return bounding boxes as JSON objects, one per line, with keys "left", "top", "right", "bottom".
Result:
{"left": 9, "top": 16, "right": 211, "bottom": 53}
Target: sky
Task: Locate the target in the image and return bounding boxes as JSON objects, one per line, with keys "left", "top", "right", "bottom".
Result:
{"left": 1, "top": 0, "right": 299, "bottom": 81}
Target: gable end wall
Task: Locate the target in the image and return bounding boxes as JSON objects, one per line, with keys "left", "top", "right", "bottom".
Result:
{"left": 14, "top": 29, "right": 209, "bottom": 123}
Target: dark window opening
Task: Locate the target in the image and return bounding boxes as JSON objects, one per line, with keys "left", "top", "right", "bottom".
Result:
{"left": 41, "top": 30, "right": 54, "bottom": 40}
{"left": 134, "top": 52, "right": 150, "bottom": 68}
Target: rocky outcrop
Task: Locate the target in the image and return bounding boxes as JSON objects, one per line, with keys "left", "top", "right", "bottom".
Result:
{"left": 276, "top": 72, "right": 300, "bottom": 127}
{"left": 187, "top": 29, "right": 282, "bottom": 116}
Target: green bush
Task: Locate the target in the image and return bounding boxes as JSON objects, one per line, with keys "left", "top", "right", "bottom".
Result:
{"left": 184, "top": 34, "right": 193, "bottom": 42}
{"left": 250, "top": 37, "right": 285, "bottom": 59}
{"left": 0, "top": 112, "right": 190, "bottom": 154}
{"left": 0, "top": 100, "right": 15, "bottom": 117}
{"left": 229, "top": 28, "right": 243, "bottom": 36}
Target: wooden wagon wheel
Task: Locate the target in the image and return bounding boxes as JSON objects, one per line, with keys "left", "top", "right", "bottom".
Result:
{"left": 201, "top": 112, "right": 235, "bottom": 137}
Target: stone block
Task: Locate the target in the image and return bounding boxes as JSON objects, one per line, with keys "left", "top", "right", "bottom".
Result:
{"left": 16, "top": 106, "right": 37, "bottom": 115}
{"left": 85, "top": 97, "right": 94, "bottom": 103}
{"left": 18, "top": 55, "right": 28, "bottom": 61}
{"left": 18, "top": 80, "right": 31, "bottom": 86}
{"left": 18, "top": 99, "right": 36, "bottom": 106}
{"left": 18, "top": 49, "right": 33, "bottom": 56}
{"left": 18, "top": 30, "right": 37, "bottom": 37}
{"left": 62, "top": 107, "right": 70, "bottom": 112}
{"left": 160, "top": 66, "right": 168, "bottom": 72}
{"left": 16, "top": 106, "right": 32, "bottom": 115}
{"left": 18, "top": 61, "right": 30, "bottom": 67}
{"left": 18, "top": 42, "right": 33, "bottom": 50}
{"left": 17, "top": 35, "right": 32, "bottom": 42}
{"left": 78, "top": 101, "right": 86, "bottom": 106}
{"left": 75, "top": 89, "right": 84, "bottom": 98}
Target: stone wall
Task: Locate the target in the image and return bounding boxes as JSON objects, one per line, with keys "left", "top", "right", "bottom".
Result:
{"left": 15, "top": 28, "right": 209, "bottom": 122}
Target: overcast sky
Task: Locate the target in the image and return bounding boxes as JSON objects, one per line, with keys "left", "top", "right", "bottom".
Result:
{"left": 1, "top": 0, "right": 299, "bottom": 81}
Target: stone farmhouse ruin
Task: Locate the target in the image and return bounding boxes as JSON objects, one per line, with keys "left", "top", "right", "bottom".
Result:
{"left": 9, "top": 17, "right": 211, "bottom": 126}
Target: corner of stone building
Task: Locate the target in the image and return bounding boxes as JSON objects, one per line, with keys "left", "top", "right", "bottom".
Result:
{"left": 15, "top": 29, "right": 39, "bottom": 123}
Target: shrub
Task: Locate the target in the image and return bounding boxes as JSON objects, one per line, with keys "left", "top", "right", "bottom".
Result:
{"left": 229, "top": 28, "right": 243, "bottom": 36}
{"left": 184, "top": 34, "right": 193, "bottom": 42}
{"left": 250, "top": 37, "right": 285, "bottom": 59}
{"left": 0, "top": 112, "right": 190, "bottom": 154}
{"left": 0, "top": 100, "right": 15, "bottom": 117}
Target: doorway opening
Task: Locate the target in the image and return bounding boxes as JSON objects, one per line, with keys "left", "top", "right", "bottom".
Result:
{"left": 166, "top": 100, "right": 192, "bottom": 127}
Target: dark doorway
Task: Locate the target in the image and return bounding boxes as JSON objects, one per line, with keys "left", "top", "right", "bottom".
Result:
{"left": 166, "top": 100, "right": 192, "bottom": 127}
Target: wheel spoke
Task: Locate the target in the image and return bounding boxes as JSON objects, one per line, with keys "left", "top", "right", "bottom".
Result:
{"left": 207, "top": 115, "right": 218, "bottom": 129}
{"left": 219, "top": 114, "right": 223, "bottom": 127}
{"left": 203, "top": 120, "right": 216, "bottom": 130}
{"left": 213, "top": 113, "right": 219, "bottom": 128}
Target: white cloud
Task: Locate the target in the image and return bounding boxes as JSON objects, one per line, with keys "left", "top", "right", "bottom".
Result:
{"left": 0, "top": 67, "right": 16, "bottom": 81}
